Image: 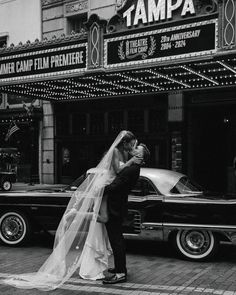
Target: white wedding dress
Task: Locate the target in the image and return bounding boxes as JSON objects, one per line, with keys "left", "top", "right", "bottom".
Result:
{"left": 79, "top": 221, "right": 111, "bottom": 280}
{"left": 79, "top": 160, "right": 125, "bottom": 280}
{"left": 3, "top": 131, "right": 127, "bottom": 290}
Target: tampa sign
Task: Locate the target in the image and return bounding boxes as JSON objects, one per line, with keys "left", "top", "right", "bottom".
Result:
{"left": 117, "top": 0, "right": 196, "bottom": 27}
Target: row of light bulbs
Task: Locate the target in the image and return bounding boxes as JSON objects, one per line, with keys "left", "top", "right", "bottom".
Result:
{"left": 2, "top": 80, "right": 236, "bottom": 100}
{"left": 0, "top": 118, "right": 33, "bottom": 123}
{"left": 4, "top": 78, "right": 236, "bottom": 102}
{"left": 1, "top": 58, "right": 236, "bottom": 100}
{"left": 3, "top": 80, "right": 236, "bottom": 101}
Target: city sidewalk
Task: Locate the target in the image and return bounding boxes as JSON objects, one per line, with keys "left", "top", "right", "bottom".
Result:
{"left": 1, "top": 240, "right": 236, "bottom": 295}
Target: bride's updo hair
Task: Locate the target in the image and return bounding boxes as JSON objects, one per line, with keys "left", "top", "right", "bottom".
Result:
{"left": 117, "top": 130, "right": 136, "bottom": 148}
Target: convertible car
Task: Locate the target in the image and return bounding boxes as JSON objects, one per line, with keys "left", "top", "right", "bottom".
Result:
{"left": 0, "top": 168, "right": 236, "bottom": 261}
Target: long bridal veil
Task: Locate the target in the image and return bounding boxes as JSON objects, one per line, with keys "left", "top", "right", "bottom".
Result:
{"left": 3, "top": 131, "right": 127, "bottom": 291}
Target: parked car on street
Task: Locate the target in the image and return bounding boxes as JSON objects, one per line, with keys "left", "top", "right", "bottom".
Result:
{"left": 0, "top": 171, "right": 17, "bottom": 191}
{"left": 0, "top": 148, "right": 18, "bottom": 191}
{"left": 0, "top": 168, "right": 236, "bottom": 261}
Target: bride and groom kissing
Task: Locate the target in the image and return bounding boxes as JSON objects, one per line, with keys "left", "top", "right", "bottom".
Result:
{"left": 3, "top": 130, "right": 150, "bottom": 290}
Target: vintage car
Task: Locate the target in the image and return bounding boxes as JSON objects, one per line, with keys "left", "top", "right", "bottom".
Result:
{"left": 0, "top": 147, "right": 18, "bottom": 191}
{"left": 0, "top": 168, "right": 236, "bottom": 261}
{"left": 0, "top": 171, "right": 17, "bottom": 191}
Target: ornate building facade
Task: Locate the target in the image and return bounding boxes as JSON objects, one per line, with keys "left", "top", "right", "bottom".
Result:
{"left": 0, "top": 0, "right": 236, "bottom": 192}
{"left": 0, "top": 0, "right": 42, "bottom": 182}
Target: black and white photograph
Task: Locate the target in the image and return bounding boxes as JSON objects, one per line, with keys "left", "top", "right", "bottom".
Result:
{"left": 0, "top": 0, "right": 236, "bottom": 294}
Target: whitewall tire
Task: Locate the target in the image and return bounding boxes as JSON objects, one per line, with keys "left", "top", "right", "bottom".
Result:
{"left": 0, "top": 211, "right": 31, "bottom": 246}
{"left": 174, "top": 229, "right": 218, "bottom": 261}
{"left": 1, "top": 180, "right": 12, "bottom": 191}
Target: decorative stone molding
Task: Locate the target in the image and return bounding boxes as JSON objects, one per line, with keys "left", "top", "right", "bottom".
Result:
{"left": 41, "top": 101, "right": 54, "bottom": 184}
{"left": 194, "top": 0, "right": 218, "bottom": 14}
{"left": 90, "top": 24, "right": 100, "bottom": 67}
{"left": 64, "top": 0, "right": 88, "bottom": 16}
{"left": 42, "top": 0, "right": 63, "bottom": 7}
{"left": 222, "top": 0, "right": 236, "bottom": 48}
{"left": 171, "top": 132, "right": 183, "bottom": 172}
{"left": 86, "top": 14, "right": 107, "bottom": 69}
{"left": 168, "top": 92, "right": 184, "bottom": 122}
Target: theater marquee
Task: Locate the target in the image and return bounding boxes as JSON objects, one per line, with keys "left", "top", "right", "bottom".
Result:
{"left": 104, "top": 18, "right": 217, "bottom": 69}
{"left": 0, "top": 41, "right": 87, "bottom": 84}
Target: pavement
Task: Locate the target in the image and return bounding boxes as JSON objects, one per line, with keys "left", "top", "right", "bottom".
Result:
{"left": 1, "top": 238, "right": 236, "bottom": 295}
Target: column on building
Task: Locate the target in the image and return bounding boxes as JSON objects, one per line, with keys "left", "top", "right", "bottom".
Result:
{"left": 41, "top": 101, "right": 54, "bottom": 184}
{"left": 168, "top": 92, "right": 184, "bottom": 172}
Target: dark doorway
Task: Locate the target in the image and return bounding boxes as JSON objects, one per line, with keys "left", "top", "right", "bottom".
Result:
{"left": 56, "top": 140, "right": 110, "bottom": 184}
{"left": 188, "top": 105, "right": 236, "bottom": 193}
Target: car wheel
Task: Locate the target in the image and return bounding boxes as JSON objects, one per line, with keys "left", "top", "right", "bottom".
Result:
{"left": 1, "top": 179, "right": 12, "bottom": 191}
{"left": 174, "top": 229, "right": 218, "bottom": 261}
{"left": 0, "top": 211, "right": 31, "bottom": 246}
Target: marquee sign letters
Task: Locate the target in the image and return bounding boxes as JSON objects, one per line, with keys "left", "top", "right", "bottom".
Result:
{"left": 118, "top": 0, "right": 196, "bottom": 27}
{"left": 104, "top": 18, "right": 217, "bottom": 68}
{"left": 0, "top": 42, "right": 87, "bottom": 83}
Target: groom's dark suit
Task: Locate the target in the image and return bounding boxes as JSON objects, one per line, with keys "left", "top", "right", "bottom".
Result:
{"left": 104, "top": 164, "right": 140, "bottom": 274}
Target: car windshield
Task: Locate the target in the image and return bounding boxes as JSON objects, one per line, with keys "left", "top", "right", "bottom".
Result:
{"left": 170, "top": 176, "right": 203, "bottom": 194}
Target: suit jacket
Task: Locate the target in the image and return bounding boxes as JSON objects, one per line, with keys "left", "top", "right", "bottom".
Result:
{"left": 104, "top": 164, "right": 140, "bottom": 220}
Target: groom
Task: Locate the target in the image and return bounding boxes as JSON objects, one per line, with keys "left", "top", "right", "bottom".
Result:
{"left": 102, "top": 143, "right": 150, "bottom": 284}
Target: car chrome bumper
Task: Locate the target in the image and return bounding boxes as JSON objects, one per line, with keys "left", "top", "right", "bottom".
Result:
{"left": 124, "top": 222, "right": 163, "bottom": 240}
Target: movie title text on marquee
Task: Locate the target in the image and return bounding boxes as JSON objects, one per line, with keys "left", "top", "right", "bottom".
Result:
{"left": 105, "top": 19, "right": 217, "bottom": 67}
{"left": 0, "top": 45, "right": 87, "bottom": 79}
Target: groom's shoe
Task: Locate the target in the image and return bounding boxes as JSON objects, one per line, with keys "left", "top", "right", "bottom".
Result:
{"left": 108, "top": 268, "right": 127, "bottom": 276}
{"left": 107, "top": 268, "right": 116, "bottom": 274}
{"left": 103, "top": 273, "right": 127, "bottom": 284}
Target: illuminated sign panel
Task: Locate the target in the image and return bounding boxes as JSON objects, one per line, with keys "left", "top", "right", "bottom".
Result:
{"left": 104, "top": 18, "right": 217, "bottom": 68}
{"left": 121, "top": 0, "right": 195, "bottom": 27}
{"left": 0, "top": 42, "right": 87, "bottom": 84}
{"left": 115, "top": 0, "right": 218, "bottom": 28}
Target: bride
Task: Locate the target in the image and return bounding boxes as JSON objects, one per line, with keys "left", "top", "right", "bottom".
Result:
{"left": 3, "top": 130, "right": 137, "bottom": 290}
{"left": 79, "top": 130, "right": 137, "bottom": 280}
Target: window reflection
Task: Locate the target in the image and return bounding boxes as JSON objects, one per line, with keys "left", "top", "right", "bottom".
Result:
{"left": 67, "top": 14, "right": 87, "bottom": 34}
{"left": 170, "top": 176, "right": 203, "bottom": 194}
{"left": 130, "top": 178, "right": 157, "bottom": 197}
